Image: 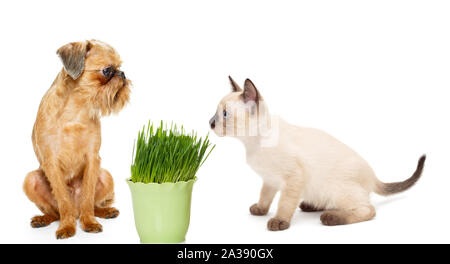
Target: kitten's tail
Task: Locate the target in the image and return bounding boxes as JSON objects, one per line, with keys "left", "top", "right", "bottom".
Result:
{"left": 374, "top": 155, "right": 426, "bottom": 196}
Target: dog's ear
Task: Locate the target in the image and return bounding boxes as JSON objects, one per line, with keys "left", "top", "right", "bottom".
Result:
{"left": 242, "top": 78, "right": 261, "bottom": 104}
{"left": 56, "top": 41, "right": 92, "bottom": 80}
{"left": 229, "top": 76, "right": 242, "bottom": 92}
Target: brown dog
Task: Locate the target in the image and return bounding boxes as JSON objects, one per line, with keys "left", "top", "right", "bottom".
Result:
{"left": 23, "top": 40, "right": 131, "bottom": 239}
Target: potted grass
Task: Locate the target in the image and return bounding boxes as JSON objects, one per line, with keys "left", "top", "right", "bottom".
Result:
{"left": 127, "top": 121, "right": 214, "bottom": 243}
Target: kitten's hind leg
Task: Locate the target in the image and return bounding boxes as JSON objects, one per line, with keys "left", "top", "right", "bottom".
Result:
{"left": 320, "top": 189, "right": 375, "bottom": 226}
{"left": 320, "top": 205, "right": 375, "bottom": 226}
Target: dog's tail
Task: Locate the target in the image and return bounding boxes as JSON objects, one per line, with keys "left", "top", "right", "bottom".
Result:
{"left": 374, "top": 155, "right": 426, "bottom": 196}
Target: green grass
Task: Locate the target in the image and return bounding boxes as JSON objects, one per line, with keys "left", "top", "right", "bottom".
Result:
{"left": 130, "top": 121, "right": 215, "bottom": 184}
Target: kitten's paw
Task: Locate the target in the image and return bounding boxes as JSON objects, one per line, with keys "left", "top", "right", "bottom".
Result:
{"left": 320, "top": 212, "right": 346, "bottom": 226}
{"left": 250, "top": 203, "right": 268, "bottom": 216}
{"left": 267, "top": 218, "right": 290, "bottom": 231}
{"left": 299, "top": 202, "right": 323, "bottom": 212}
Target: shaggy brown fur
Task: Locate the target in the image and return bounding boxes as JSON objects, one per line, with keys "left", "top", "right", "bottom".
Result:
{"left": 23, "top": 40, "right": 130, "bottom": 239}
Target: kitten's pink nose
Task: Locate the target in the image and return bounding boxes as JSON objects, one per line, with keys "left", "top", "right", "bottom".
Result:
{"left": 209, "top": 117, "right": 215, "bottom": 129}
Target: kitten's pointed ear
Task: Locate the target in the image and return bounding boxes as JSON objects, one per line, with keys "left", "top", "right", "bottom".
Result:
{"left": 243, "top": 78, "right": 261, "bottom": 104}
{"left": 229, "top": 75, "right": 242, "bottom": 92}
{"left": 56, "top": 41, "right": 92, "bottom": 80}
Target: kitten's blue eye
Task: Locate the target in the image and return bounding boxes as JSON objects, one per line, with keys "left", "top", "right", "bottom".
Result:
{"left": 223, "top": 110, "right": 228, "bottom": 118}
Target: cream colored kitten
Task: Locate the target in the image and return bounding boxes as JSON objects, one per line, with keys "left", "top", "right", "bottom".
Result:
{"left": 209, "top": 76, "right": 425, "bottom": 231}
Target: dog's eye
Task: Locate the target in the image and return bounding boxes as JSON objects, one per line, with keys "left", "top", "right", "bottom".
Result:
{"left": 223, "top": 110, "right": 228, "bottom": 118}
{"left": 102, "top": 66, "right": 116, "bottom": 79}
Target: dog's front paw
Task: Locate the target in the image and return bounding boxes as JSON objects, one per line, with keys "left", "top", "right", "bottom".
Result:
{"left": 95, "top": 207, "right": 120, "bottom": 219}
{"left": 267, "top": 218, "right": 290, "bottom": 231}
{"left": 250, "top": 203, "right": 268, "bottom": 216}
{"left": 56, "top": 225, "right": 76, "bottom": 239}
{"left": 81, "top": 216, "right": 103, "bottom": 233}
{"left": 82, "top": 221, "right": 103, "bottom": 233}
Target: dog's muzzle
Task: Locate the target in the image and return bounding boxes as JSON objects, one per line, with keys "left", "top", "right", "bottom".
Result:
{"left": 115, "top": 71, "right": 126, "bottom": 80}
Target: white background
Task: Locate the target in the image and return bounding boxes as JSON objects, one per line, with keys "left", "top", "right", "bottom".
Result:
{"left": 0, "top": 0, "right": 449, "bottom": 244}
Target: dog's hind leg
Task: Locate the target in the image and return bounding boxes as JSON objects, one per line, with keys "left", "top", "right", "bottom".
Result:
{"left": 93, "top": 168, "right": 119, "bottom": 219}
{"left": 23, "top": 169, "right": 60, "bottom": 228}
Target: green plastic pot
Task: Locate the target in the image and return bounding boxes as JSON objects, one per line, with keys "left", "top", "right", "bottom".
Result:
{"left": 127, "top": 178, "right": 196, "bottom": 243}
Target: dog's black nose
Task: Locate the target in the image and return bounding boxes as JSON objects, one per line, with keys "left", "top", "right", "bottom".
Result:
{"left": 116, "top": 71, "right": 126, "bottom": 80}
{"left": 209, "top": 117, "right": 215, "bottom": 129}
